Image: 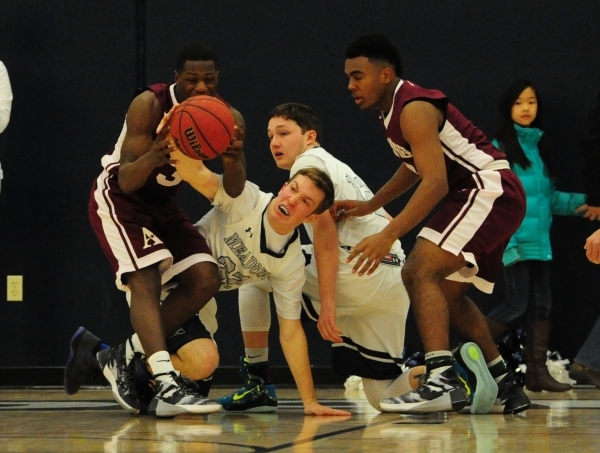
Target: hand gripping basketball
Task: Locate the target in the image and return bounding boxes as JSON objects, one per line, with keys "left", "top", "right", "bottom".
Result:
{"left": 169, "top": 95, "right": 236, "bottom": 160}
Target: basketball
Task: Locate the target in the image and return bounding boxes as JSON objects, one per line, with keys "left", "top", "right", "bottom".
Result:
{"left": 170, "top": 95, "right": 235, "bottom": 160}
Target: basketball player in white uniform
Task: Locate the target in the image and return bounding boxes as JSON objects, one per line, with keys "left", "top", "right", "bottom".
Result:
{"left": 175, "top": 149, "right": 349, "bottom": 416}
{"left": 218, "top": 103, "right": 423, "bottom": 413}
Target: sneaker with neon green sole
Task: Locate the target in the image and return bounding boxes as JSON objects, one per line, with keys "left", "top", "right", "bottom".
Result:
{"left": 455, "top": 342, "right": 498, "bottom": 414}
{"left": 217, "top": 357, "right": 277, "bottom": 412}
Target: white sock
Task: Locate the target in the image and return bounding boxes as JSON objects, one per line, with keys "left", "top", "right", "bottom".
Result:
{"left": 148, "top": 351, "right": 177, "bottom": 383}
{"left": 245, "top": 347, "right": 269, "bottom": 365}
{"left": 486, "top": 355, "right": 503, "bottom": 367}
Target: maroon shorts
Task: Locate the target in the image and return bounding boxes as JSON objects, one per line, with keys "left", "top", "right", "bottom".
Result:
{"left": 418, "top": 168, "right": 525, "bottom": 293}
{"left": 89, "top": 170, "right": 215, "bottom": 290}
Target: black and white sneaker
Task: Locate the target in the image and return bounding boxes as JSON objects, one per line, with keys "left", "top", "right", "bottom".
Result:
{"left": 130, "top": 356, "right": 156, "bottom": 415}
{"left": 148, "top": 373, "right": 221, "bottom": 418}
{"left": 64, "top": 327, "right": 102, "bottom": 395}
{"left": 493, "top": 370, "right": 530, "bottom": 414}
{"left": 97, "top": 343, "right": 141, "bottom": 414}
{"left": 380, "top": 365, "right": 468, "bottom": 413}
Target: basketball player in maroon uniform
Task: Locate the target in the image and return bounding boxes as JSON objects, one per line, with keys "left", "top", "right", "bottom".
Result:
{"left": 334, "top": 34, "right": 530, "bottom": 414}
{"left": 69, "top": 42, "right": 245, "bottom": 418}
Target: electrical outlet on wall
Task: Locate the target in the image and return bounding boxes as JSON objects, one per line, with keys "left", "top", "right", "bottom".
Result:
{"left": 7, "top": 275, "right": 23, "bottom": 302}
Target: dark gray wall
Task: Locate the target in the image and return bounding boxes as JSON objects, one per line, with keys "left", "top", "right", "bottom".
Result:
{"left": 1, "top": 1, "right": 599, "bottom": 372}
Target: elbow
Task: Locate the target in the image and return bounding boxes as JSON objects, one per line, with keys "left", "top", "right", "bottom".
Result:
{"left": 227, "top": 184, "right": 245, "bottom": 198}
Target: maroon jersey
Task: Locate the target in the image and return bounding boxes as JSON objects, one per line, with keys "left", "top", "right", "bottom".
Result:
{"left": 89, "top": 83, "right": 224, "bottom": 290}
{"left": 100, "top": 83, "right": 182, "bottom": 199}
{"left": 381, "top": 80, "right": 507, "bottom": 190}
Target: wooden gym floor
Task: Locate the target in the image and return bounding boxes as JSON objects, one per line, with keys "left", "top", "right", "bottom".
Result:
{"left": 1, "top": 385, "right": 599, "bottom": 452}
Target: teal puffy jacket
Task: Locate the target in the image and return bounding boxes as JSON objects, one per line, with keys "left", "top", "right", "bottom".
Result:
{"left": 496, "top": 124, "right": 586, "bottom": 266}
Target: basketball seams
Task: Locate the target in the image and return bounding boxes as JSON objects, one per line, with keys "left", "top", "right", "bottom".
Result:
{"left": 184, "top": 104, "right": 235, "bottom": 141}
{"left": 170, "top": 96, "right": 235, "bottom": 160}
{"left": 190, "top": 115, "right": 217, "bottom": 156}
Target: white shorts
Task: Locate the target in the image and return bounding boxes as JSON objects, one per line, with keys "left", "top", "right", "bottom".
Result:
{"left": 301, "top": 250, "right": 410, "bottom": 379}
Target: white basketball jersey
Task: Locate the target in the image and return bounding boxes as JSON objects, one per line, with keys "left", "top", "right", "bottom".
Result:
{"left": 196, "top": 181, "right": 305, "bottom": 318}
{"left": 290, "top": 146, "right": 405, "bottom": 260}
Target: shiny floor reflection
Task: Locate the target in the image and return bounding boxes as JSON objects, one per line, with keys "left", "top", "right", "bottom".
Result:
{"left": 1, "top": 386, "right": 599, "bottom": 452}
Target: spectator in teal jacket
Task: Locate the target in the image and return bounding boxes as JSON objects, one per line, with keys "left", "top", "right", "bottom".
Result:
{"left": 484, "top": 79, "right": 595, "bottom": 393}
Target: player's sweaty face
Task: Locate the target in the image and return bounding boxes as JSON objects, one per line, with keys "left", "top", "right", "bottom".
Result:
{"left": 345, "top": 57, "right": 386, "bottom": 110}
{"left": 267, "top": 117, "right": 310, "bottom": 170}
{"left": 274, "top": 175, "right": 324, "bottom": 227}
{"left": 175, "top": 60, "right": 219, "bottom": 101}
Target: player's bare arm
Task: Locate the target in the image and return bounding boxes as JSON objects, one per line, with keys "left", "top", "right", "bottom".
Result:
{"left": 311, "top": 210, "right": 343, "bottom": 343}
{"left": 346, "top": 101, "right": 446, "bottom": 276}
{"left": 118, "top": 91, "right": 175, "bottom": 193}
{"left": 172, "top": 150, "right": 220, "bottom": 200}
{"left": 221, "top": 107, "right": 247, "bottom": 198}
{"left": 170, "top": 106, "right": 245, "bottom": 200}
{"left": 384, "top": 100, "right": 448, "bottom": 238}
{"left": 277, "top": 317, "right": 351, "bottom": 416}
{"left": 332, "top": 164, "right": 419, "bottom": 220}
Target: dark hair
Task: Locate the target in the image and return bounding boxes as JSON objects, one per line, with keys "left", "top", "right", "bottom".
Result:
{"left": 495, "top": 79, "right": 554, "bottom": 178}
{"left": 290, "top": 167, "right": 335, "bottom": 215}
{"left": 345, "top": 33, "right": 403, "bottom": 78}
{"left": 175, "top": 42, "right": 218, "bottom": 73}
{"left": 269, "top": 103, "right": 322, "bottom": 142}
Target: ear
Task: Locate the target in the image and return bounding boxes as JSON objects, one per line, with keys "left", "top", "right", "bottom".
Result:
{"left": 305, "top": 129, "right": 317, "bottom": 146}
{"left": 380, "top": 66, "right": 394, "bottom": 84}
{"left": 174, "top": 70, "right": 180, "bottom": 83}
{"left": 279, "top": 181, "right": 289, "bottom": 194}
{"left": 303, "top": 212, "right": 321, "bottom": 223}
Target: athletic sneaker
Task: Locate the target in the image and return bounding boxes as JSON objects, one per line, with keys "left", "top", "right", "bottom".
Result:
{"left": 147, "top": 373, "right": 221, "bottom": 418}
{"left": 129, "top": 356, "right": 155, "bottom": 415}
{"left": 453, "top": 345, "right": 530, "bottom": 414}
{"left": 380, "top": 364, "right": 469, "bottom": 413}
{"left": 453, "top": 343, "right": 498, "bottom": 414}
{"left": 97, "top": 343, "right": 141, "bottom": 414}
{"left": 64, "top": 326, "right": 102, "bottom": 395}
{"left": 493, "top": 370, "right": 531, "bottom": 414}
{"left": 217, "top": 357, "right": 278, "bottom": 413}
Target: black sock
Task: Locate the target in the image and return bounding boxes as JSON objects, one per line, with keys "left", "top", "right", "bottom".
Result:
{"left": 488, "top": 359, "right": 508, "bottom": 379}
{"left": 194, "top": 376, "right": 212, "bottom": 397}
{"left": 248, "top": 362, "right": 272, "bottom": 384}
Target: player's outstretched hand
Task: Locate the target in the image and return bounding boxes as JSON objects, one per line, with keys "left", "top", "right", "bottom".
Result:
{"left": 149, "top": 106, "right": 180, "bottom": 166}
{"left": 347, "top": 231, "right": 397, "bottom": 276}
{"left": 303, "top": 402, "right": 351, "bottom": 416}
{"left": 330, "top": 199, "right": 372, "bottom": 222}
{"left": 221, "top": 125, "right": 245, "bottom": 162}
{"left": 585, "top": 229, "right": 600, "bottom": 264}
{"left": 156, "top": 106, "right": 176, "bottom": 135}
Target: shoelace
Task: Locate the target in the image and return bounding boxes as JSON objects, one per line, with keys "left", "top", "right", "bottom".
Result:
{"left": 173, "top": 375, "right": 204, "bottom": 396}
{"left": 119, "top": 363, "right": 139, "bottom": 397}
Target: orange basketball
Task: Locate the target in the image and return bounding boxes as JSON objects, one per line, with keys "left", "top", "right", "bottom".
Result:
{"left": 170, "top": 95, "right": 235, "bottom": 160}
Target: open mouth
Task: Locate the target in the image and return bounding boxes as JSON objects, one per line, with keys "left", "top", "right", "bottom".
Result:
{"left": 278, "top": 205, "right": 290, "bottom": 216}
